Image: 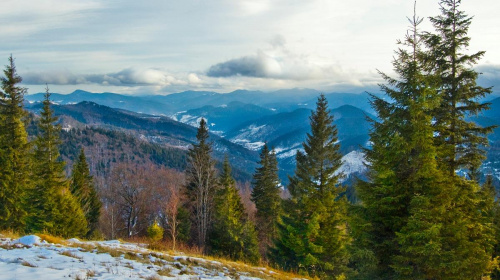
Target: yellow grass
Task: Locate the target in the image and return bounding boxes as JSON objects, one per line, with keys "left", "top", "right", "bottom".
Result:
{"left": 0, "top": 230, "right": 21, "bottom": 239}
{"left": 37, "top": 233, "right": 68, "bottom": 246}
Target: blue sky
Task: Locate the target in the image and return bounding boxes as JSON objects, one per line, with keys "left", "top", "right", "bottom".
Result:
{"left": 1, "top": 0, "right": 499, "bottom": 95}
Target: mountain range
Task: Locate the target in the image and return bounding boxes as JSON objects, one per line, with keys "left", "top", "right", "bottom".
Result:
{"left": 25, "top": 88, "right": 500, "bottom": 186}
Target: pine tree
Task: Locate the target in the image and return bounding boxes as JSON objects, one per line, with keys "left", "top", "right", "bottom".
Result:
{"left": 209, "top": 157, "right": 260, "bottom": 264}
{"left": 185, "top": 118, "right": 217, "bottom": 250}
{"left": 272, "top": 94, "right": 350, "bottom": 279}
{"left": 70, "top": 148, "right": 102, "bottom": 238}
{"left": 28, "top": 88, "right": 87, "bottom": 237}
{"left": 251, "top": 143, "right": 282, "bottom": 257}
{"left": 0, "top": 55, "right": 31, "bottom": 231}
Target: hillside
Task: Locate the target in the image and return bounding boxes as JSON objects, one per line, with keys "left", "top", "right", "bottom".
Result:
{"left": 0, "top": 234, "right": 304, "bottom": 280}
{"left": 27, "top": 102, "right": 259, "bottom": 182}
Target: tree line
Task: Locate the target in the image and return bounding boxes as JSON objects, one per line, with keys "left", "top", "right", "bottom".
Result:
{"left": 1, "top": 0, "right": 500, "bottom": 278}
{"left": 0, "top": 57, "right": 100, "bottom": 238}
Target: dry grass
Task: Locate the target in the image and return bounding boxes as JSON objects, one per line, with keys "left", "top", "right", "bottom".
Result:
{"left": 116, "top": 239, "right": 309, "bottom": 280}
{"left": 157, "top": 267, "right": 173, "bottom": 277}
{"left": 124, "top": 251, "right": 149, "bottom": 263}
{"left": 38, "top": 233, "right": 67, "bottom": 246}
{"left": 60, "top": 250, "right": 83, "bottom": 260}
{"left": 86, "top": 269, "right": 96, "bottom": 278}
{"left": 96, "top": 245, "right": 123, "bottom": 258}
{"left": 21, "top": 260, "right": 37, "bottom": 267}
{"left": 0, "top": 229, "right": 20, "bottom": 239}
{"left": 186, "top": 254, "right": 311, "bottom": 280}
{"left": 73, "top": 243, "right": 96, "bottom": 253}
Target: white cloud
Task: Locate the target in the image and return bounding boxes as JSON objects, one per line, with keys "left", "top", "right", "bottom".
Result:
{"left": 3, "top": 0, "right": 498, "bottom": 95}
{"left": 0, "top": 0, "right": 102, "bottom": 36}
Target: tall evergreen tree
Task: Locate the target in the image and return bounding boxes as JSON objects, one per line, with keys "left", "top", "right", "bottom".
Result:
{"left": 272, "top": 95, "right": 350, "bottom": 279}
{"left": 209, "top": 157, "right": 260, "bottom": 264}
{"left": 354, "top": 9, "right": 444, "bottom": 278}
{"left": 354, "top": 3, "right": 495, "bottom": 278}
{"left": 0, "top": 55, "right": 31, "bottom": 231}
{"left": 28, "top": 88, "right": 87, "bottom": 237}
{"left": 425, "top": 0, "right": 496, "bottom": 276}
{"left": 424, "top": 0, "right": 494, "bottom": 176}
{"left": 70, "top": 148, "right": 102, "bottom": 238}
{"left": 251, "top": 143, "right": 282, "bottom": 257}
{"left": 185, "top": 118, "right": 217, "bottom": 250}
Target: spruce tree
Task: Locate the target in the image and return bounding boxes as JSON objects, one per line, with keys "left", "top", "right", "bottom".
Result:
{"left": 0, "top": 55, "right": 31, "bottom": 231}
{"left": 355, "top": 9, "right": 444, "bottom": 278}
{"left": 28, "top": 88, "right": 87, "bottom": 237}
{"left": 425, "top": 0, "right": 496, "bottom": 276}
{"left": 424, "top": 0, "right": 494, "bottom": 176}
{"left": 209, "top": 157, "right": 260, "bottom": 264}
{"left": 185, "top": 118, "right": 217, "bottom": 250}
{"left": 251, "top": 143, "right": 282, "bottom": 257}
{"left": 272, "top": 94, "right": 350, "bottom": 279}
{"left": 354, "top": 4, "right": 495, "bottom": 278}
{"left": 70, "top": 148, "right": 102, "bottom": 238}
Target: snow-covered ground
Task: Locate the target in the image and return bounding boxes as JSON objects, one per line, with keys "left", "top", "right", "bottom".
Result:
{"left": 0, "top": 234, "right": 292, "bottom": 280}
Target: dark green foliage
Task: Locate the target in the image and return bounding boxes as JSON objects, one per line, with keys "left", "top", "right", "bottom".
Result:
{"left": 354, "top": 4, "right": 495, "bottom": 278}
{"left": 28, "top": 88, "right": 87, "bottom": 237}
{"left": 175, "top": 206, "right": 191, "bottom": 244}
{"left": 209, "top": 157, "right": 260, "bottom": 264}
{"left": 0, "top": 56, "right": 31, "bottom": 231}
{"left": 424, "top": 0, "right": 494, "bottom": 176}
{"left": 185, "top": 118, "right": 218, "bottom": 250}
{"left": 54, "top": 188, "right": 88, "bottom": 238}
{"left": 486, "top": 175, "right": 500, "bottom": 279}
{"left": 272, "top": 95, "right": 350, "bottom": 279}
{"left": 425, "top": 0, "right": 496, "bottom": 276}
{"left": 355, "top": 11, "right": 444, "bottom": 278}
{"left": 70, "top": 148, "right": 102, "bottom": 237}
{"left": 251, "top": 144, "right": 282, "bottom": 257}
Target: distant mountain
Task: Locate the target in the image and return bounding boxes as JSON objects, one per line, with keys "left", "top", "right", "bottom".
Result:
{"left": 223, "top": 105, "right": 374, "bottom": 183}
{"left": 171, "top": 101, "right": 275, "bottom": 134}
{"left": 227, "top": 105, "right": 374, "bottom": 155}
{"left": 27, "top": 102, "right": 259, "bottom": 181}
{"left": 25, "top": 90, "right": 173, "bottom": 115}
{"left": 26, "top": 88, "right": 374, "bottom": 115}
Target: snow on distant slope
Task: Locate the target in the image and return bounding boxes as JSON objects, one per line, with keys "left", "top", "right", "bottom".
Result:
{"left": 338, "top": 150, "right": 367, "bottom": 176}
{"left": 229, "top": 125, "right": 269, "bottom": 151}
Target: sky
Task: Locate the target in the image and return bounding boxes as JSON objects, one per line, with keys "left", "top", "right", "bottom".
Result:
{"left": 1, "top": 0, "right": 499, "bottom": 95}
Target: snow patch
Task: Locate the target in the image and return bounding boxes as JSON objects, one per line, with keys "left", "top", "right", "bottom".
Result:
{"left": 13, "top": 235, "right": 43, "bottom": 246}
{"left": 277, "top": 148, "right": 303, "bottom": 159}
{"left": 0, "top": 236, "right": 274, "bottom": 279}
{"left": 232, "top": 139, "right": 266, "bottom": 151}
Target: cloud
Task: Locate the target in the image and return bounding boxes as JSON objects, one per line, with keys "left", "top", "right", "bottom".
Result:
{"left": 206, "top": 38, "right": 366, "bottom": 84}
{"left": 0, "top": 0, "right": 102, "bottom": 37}
{"left": 207, "top": 52, "right": 272, "bottom": 78}
{"left": 206, "top": 40, "right": 334, "bottom": 80}
{"left": 22, "top": 68, "right": 189, "bottom": 87}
